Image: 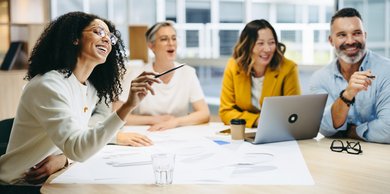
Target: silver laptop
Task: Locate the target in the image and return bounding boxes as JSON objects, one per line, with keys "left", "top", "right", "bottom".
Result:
{"left": 245, "top": 93, "right": 328, "bottom": 144}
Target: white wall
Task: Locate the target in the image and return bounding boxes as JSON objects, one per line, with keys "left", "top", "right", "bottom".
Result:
{"left": 11, "top": 0, "right": 45, "bottom": 24}
{"left": 10, "top": 0, "right": 49, "bottom": 54}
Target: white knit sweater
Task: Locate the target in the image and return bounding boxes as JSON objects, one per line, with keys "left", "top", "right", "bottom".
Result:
{"left": 0, "top": 71, "right": 124, "bottom": 184}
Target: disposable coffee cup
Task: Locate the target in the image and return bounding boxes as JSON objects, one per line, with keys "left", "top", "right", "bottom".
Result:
{"left": 230, "top": 119, "right": 246, "bottom": 140}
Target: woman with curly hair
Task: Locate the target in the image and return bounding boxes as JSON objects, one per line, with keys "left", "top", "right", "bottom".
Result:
{"left": 0, "top": 11, "right": 159, "bottom": 185}
{"left": 219, "top": 19, "right": 301, "bottom": 128}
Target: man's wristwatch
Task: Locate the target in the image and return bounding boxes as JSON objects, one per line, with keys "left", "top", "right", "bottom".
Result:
{"left": 339, "top": 89, "right": 355, "bottom": 107}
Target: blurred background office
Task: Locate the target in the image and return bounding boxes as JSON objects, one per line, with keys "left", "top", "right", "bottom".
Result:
{"left": 1, "top": 0, "right": 390, "bottom": 117}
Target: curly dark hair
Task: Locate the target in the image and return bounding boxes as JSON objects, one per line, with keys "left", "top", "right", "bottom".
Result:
{"left": 233, "top": 19, "right": 285, "bottom": 75}
{"left": 25, "top": 11, "right": 126, "bottom": 105}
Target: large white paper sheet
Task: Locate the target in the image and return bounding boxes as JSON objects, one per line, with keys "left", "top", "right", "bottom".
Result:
{"left": 226, "top": 141, "right": 314, "bottom": 185}
{"left": 52, "top": 123, "right": 314, "bottom": 185}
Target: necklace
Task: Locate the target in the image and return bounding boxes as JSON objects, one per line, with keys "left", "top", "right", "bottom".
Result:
{"left": 80, "top": 82, "right": 89, "bottom": 113}
{"left": 83, "top": 95, "right": 88, "bottom": 113}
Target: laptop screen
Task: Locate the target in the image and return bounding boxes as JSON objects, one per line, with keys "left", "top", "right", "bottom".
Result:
{"left": 246, "top": 93, "right": 328, "bottom": 144}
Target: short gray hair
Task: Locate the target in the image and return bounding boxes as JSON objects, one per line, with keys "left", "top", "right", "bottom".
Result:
{"left": 145, "top": 21, "right": 175, "bottom": 43}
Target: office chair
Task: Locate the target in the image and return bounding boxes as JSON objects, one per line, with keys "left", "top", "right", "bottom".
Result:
{"left": 0, "top": 118, "right": 41, "bottom": 194}
{"left": 0, "top": 118, "right": 14, "bottom": 156}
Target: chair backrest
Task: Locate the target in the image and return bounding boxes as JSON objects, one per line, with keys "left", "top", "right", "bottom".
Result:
{"left": 0, "top": 118, "right": 14, "bottom": 156}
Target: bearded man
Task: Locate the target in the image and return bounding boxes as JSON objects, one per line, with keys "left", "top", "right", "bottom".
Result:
{"left": 310, "top": 7, "right": 390, "bottom": 144}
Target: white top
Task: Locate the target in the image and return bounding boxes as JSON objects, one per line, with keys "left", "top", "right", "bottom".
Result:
{"left": 251, "top": 75, "right": 264, "bottom": 111}
{"left": 0, "top": 71, "right": 124, "bottom": 184}
{"left": 119, "top": 62, "right": 204, "bottom": 117}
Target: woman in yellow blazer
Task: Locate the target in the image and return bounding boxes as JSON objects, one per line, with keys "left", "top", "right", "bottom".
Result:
{"left": 219, "top": 19, "right": 301, "bottom": 128}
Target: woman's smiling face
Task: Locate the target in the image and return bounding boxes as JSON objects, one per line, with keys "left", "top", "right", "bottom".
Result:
{"left": 252, "top": 28, "right": 276, "bottom": 67}
{"left": 78, "top": 19, "right": 113, "bottom": 65}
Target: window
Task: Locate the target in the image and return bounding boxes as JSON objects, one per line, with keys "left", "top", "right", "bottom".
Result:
{"left": 219, "top": 1, "right": 243, "bottom": 57}
{"left": 325, "top": 6, "right": 333, "bottom": 23}
{"left": 56, "top": 0, "right": 83, "bottom": 16}
{"left": 367, "top": 0, "right": 385, "bottom": 42}
{"left": 220, "top": 1, "right": 244, "bottom": 23}
{"left": 308, "top": 5, "right": 319, "bottom": 23}
{"left": 129, "top": 0, "right": 156, "bottom": 25}
{"left": 277, "top": 4, "right": 296, "bottom": 23}
{"left": 166, "top": 0, "right": 177, "bottom": 22}
{"left": 219, "top": 30, "right": 239, "bottom": 56}
{"left": 251, "top": 3, "right": 270, "bottom": 21}
{"left": 186, "top": 0, "right": 210, "bottom": 23}
{"left": 112, "top": 0, "right": 128, "bottom": 24}
{"left": 89, "top": 0, "right": 108, "bottom": 18}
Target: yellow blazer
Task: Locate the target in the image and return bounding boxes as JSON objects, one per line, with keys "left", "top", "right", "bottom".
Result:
{"left": 219, "top": 57, "right": 301, "bottom": 128}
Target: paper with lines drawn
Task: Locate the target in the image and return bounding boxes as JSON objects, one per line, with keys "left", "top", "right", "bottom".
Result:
{"left": 52, "top": 124, "right": 313, "bottom": 185}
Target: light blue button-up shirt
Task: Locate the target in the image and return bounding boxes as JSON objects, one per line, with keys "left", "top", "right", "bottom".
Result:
{"left": 310, "top": 50, "right": 390, "bottom": 144}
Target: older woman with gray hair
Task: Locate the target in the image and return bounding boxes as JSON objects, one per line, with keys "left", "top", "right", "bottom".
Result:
{"left": 113, "top": 21, "right": 210, "bottom": 143}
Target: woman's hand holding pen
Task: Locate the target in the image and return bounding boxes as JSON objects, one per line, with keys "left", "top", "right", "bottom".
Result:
{"left": 117, "top": 72, "right": 160, "bottom": 121}
{"left": 127, "top": 72, "right": 160, "bottom": 108}
{"left": 344, "top": 70, "right": 375, "bottom": 99}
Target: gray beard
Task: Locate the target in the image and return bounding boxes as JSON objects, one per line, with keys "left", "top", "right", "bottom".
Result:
{"left": 334, "top": 48, "right": 367, "bottom": 64}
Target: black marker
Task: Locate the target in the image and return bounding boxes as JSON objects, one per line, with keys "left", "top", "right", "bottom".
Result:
{"left": 367, "top": 75, "right": 375, "bottom": 79}
{"left": 154, "top": 64, "right": 185, "bottom": 78}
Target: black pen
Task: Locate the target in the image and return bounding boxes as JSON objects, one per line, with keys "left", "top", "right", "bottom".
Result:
{"left": 367, "top": 75, "right": 376, "bottom": 79}
{"left": 154, "top": 64, "right": 185, "bottom": 78}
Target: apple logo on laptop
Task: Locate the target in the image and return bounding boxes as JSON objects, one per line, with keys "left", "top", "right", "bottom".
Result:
{"left": 288, "top": 114, "right": 298, "bottom": 123}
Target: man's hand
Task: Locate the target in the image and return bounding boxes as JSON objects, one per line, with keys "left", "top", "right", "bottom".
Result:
{"left": 345, "top": 70, "right": 374, "bottom": 99}
{"left": 347, "top": 124, "right": 364, "bottom": 141}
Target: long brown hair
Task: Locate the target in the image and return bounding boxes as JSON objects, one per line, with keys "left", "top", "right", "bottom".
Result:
{"left": 233, "top": 19, "right": 285, "bottom": 75}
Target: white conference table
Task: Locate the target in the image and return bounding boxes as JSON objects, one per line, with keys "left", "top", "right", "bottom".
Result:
{"left": 41, "top": 123, "right": 390, "bottom": 194}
